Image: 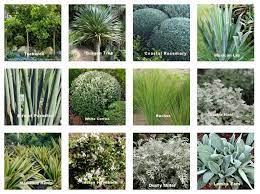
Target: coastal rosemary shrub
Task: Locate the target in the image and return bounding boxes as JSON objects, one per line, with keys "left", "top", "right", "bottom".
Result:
{"left": 151, "top": 17, "right": 190, "bottom": 61}
{"left": 69, "top": 133, "right": 126, "bottom": 189}
{"left": 133, "top": 8, "right": 168, "bottom": 38}
{"left": 133, "top": 134, "right": 190, "bottom": 189}
{"left": 70, "top": 71, "right": 121, "bottom": 120}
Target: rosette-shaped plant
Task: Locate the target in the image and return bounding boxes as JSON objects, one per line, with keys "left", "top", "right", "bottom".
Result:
{"left": 198, "top": 133, "right": 254, "bottom": 189}
{"left": 133, "top": 8, "right": 169, "bottom": 38}
{"left": 150, "top": 17, "right": 190, "bottom": 61}
{"left": 70, "top": 71, "right": 121, "bottom": 119}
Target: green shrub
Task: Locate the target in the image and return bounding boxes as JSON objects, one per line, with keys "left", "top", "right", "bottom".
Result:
{"left": 198, "top": 133, "right": 254, "bottom": 189}
{"left": 163, "top": 4, "right": 190, "bottom": 18}
{"left": 133, "top": 8, "right": 169, "bottom": 38}
{"left": 104, "top": 101, "right": 125, "bottom": 125}
{"left": 69, "top": 133, "right": 126, "bottom": 189}
{"left": 151, "top": 17, "right": 190, "bottom": 61}
{"left": 70, "top": 71, "right": 121, "bottom": 120}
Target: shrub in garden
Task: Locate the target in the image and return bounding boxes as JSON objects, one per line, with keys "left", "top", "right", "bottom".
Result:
{"left": 151, "top": 17, "right": 190, "bottom": 61}
{"left": 197, "top": 80, "right": 254, "bottom": 125}
{"left": 162, "top": 4, "right": 190, "bottom": 18}
{"left": 70, "top": 71, "right": 121, "bottom": 120}
{"left": 133, "top": 134, "right": 190, "bottom": 189}
{"left": 197, "top": 133, "right": 254, "bottom": 189}
{"left": 133, "top": 8, "right": 169, "bottom": 38}
{"left": 69, "top": 133, "right": 126, "bottom": 189}
{"left": 198, "top": 69, "right": 254, "bottom": 105}
{"left": 104, "top": 101, "right": 125, "bottom": 125}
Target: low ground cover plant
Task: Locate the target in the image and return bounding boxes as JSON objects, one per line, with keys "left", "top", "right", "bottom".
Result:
{"left": 197, "top": 133, "right": 254, "bottom": 189}
{"left": 197, "top": 69, "right": 254, "bottom": 125}
{"left": 69, "top": 69, "right": 125, "bottom": 125}
{"left": 5, "top": 133, "right": 61, "bottom": 190}
{"left": 69, "top": 133, "right": 126, "bottom": 189}
{"left": 5, "top": 69, "right": 62, "bottom": 125}
{"left": 134, "top": 69, "right": 190, "bottom": 125}
{"left": 133, "top": 133, "right": 190, "bottom": 189}
{"left": 197, "top": 4, "right": 254, "bottom": 61}
{"left": 5, "top": 5, "right": 61, "bottom": 61}
{"left": 133, "top": 4, "right": 190, "bottom": 61}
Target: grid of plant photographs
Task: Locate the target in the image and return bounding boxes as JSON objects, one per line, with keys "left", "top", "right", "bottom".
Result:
{"left": 0, "top": 0, "right": 257, "bottom": 193}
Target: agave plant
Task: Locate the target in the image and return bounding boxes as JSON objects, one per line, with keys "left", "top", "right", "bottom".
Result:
{"left": 5, "top": 69, "right": 62, "bottom": 125}
{"left": 198, "top": 5, "right": 253, "bottom": 61}
{"left": 197, "top": 133, "right": 254, "bottom": 189}
{"left": 71, "top": 5, "right": 123, "bottom": 61}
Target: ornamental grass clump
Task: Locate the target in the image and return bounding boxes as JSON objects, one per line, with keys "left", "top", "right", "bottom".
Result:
{"left": 70, "top": 71, "right": 121, "bottom": 120}
{"left": 134, "top": 69, "right": 190, "bottom": 125}
{"left": 197, "top": 133, "right": 254, "bottom": 190}
{"left": 134, "top": 134, "right": 190, "bottom": 189}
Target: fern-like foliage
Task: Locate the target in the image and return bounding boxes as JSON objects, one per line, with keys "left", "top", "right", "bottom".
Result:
{"left": 133, "top": 134, "right": 190, "bottom": 189}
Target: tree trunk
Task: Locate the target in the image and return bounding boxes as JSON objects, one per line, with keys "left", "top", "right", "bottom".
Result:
{"left": 53, "top": 31, "right": 56, "bottom": 56}
{"left": 26, "top": 30, "right": 29, "bottom": 59}
{"left": 95, "top": 37, "right": 101, "bottom": 61}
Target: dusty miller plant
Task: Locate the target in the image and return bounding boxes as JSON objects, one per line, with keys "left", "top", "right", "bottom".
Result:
{"left": 133, "top": 134, "right": 190, "bottom": 189}
{"left": 198, "top": 79, "right": 254, "bottom": 125}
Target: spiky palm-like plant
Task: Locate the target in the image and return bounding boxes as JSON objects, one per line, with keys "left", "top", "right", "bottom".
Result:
{"left": 71, "top": 5, "right": 123, "bottom": 61}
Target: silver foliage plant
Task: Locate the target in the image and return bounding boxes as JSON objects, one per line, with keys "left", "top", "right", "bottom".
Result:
{"left": 197, "top": 133, "right": 254, "bottom": 189}
{"left": 133, "top": 134, "right": 190, "bottom": 189}
{"left": 198, "top": 79, "right": 254, "bottom": 125}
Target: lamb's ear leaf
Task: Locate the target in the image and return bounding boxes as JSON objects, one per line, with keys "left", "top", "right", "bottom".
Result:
{"left": 238, "top": 168, "right": 253, "bottom": 189}
{"left": 203, "top": 171, "right": 214, "bottom": 184}
{"left": 208, "top": 161, "right": 220, "bottom": 174}
{"left": 246, "top": 133, "right": 254, "bottom": 146}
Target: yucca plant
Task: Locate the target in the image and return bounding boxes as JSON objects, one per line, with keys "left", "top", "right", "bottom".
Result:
{"left": 71, "top": 5, "right": 123, "bottom": 61}
{"left": 5, "top": 69, "right": 62, "bottom": 125}
{"left": 198, "top": 5, "right": 253, "bottom": 61}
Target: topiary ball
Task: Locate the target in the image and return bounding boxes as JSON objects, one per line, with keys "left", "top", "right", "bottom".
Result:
{"left": 133, "top": 8, "right": 169, "bottom": 38}
{"left": 70, "top": 71, "right": 121, "bottom": 120}
{"left": 150, "top": 17, "right": 190, "bottom": 61}
{"left": 162, "top": 4, "right": 190, "bottom": 18}
{"left": 104, "top": 101, "right": 125, "bottom": 125}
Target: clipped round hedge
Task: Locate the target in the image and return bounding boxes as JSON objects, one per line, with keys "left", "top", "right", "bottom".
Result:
{"left": 70, "top": 71, "right": 121, "bottom": 119}
{"left": 163, "top": 5, "right": 190, "bottom": 18}
{"left": 133, "top": 8, "right": 169, "bottom": 38}
{"left": 104, "top": 101, "right": 125, "bottom": 125}
{"left": 151, "top": 17, "right": 190, "bottom": 61}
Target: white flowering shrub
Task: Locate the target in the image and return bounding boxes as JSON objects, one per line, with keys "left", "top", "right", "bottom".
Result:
{"left": 133, "top": 134, "right": 190, "bottom": 189}
{"left": 198, "top": 80, "right": 254, "bottom": 125}
{"left": 69, "top": 133, "right": 126, "bottom": 189}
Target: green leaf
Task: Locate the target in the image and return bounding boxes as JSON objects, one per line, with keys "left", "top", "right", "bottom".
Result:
{"left": 246, "top": 133, "right": 254, "bottom": 145}
{"left": 208, "top": 161, "right": 220, "bottom": 174}
{"left": 203, "top": 171, "right": 214, "bottom": 184}
{"left": 238, "top": 168, "right": 253, "bottom": 189}
{"left": 225, "top": 167, "right": 236, "bottom": 176}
